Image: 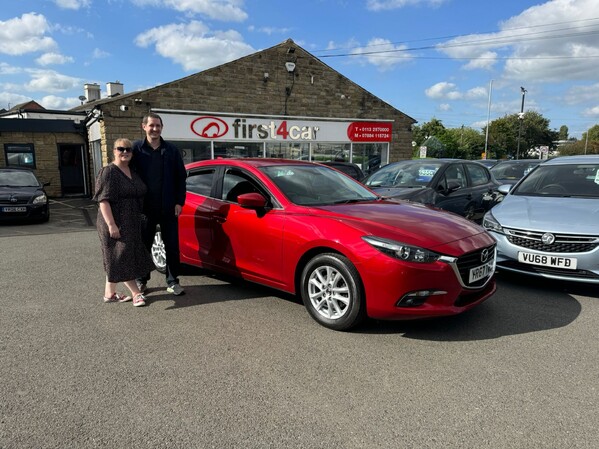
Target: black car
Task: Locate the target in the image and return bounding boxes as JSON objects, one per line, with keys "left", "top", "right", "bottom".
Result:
{"left": 320, "top": 161, "right": 365, "bottom": 181}
{"left": 0, "top": 168, "right": 50, "bottom": 223}
{"left": 362, "top": 159, "right": 501, "bottom": 222}
{"left": 490, "top": 159, "right": 542, "bottom": 186}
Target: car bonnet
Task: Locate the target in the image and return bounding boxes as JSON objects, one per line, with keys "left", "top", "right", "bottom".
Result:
{"left": 493, "top": 195, "right": 599, "bottom": 234}
{"left": 314, "top": 200, "right": 491, "bottom": 252}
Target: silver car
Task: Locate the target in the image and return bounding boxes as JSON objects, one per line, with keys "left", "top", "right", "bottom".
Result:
{"left": 483, "top": 155, "right": 599, "bottom": 284}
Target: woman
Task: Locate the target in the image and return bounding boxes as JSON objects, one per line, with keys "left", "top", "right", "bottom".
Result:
{"left": 93, "top": 138, "right": 155, "bottom": 307}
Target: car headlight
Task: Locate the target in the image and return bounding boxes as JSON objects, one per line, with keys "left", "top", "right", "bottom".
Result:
{"left": 362, "top": 236, "right": 440, "bottom": 263}
{"left": 482, "top": 211, "right": 503, "bottom": 233}
{"left": 32, "top": 194, "right": 47, "bottom": 205}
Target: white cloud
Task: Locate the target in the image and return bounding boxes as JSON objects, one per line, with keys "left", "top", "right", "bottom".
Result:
{"left": 0, "top": 63, "right": 23, "bottom": 75}
{"left": 425, "top": 82, "right": 461, "bottom": 100}
{"left": 36, "top": 53, "right": 74, "bottom": 66}
{"left": 135, "top": 21, "right": 254, "bottom": 72}
{"left": 465, "top": 86, "right": 488, "bottom": 100}
{"left": 54, "top": 0, "right": 91, "bottom": 9}
{"left": 0, "top": 13, "right": 56, "bottom": 56}
{"left": 582, "top": 105, "right": 599, "bottom": 117}
{"left": 24, "top": 70, "right": 82, "bottom": 93}
{"left": 366, "top": 0, "right": 448, "bottom": 11}
{"left": 132, "top": 0, "right": 248, "bottom": 21}
{"left": 438, "top": 0, "right": 599, "bottom": 82}
{"left": 0, "top": 92, "right": 31, "bottom": 110}
{"left": 349, "top": 38, "right": 413, "bottom": 71}
{"left": 92, "top": 48, "right": 110, "bottom": 59}
{"left": 563, "top": 83, "right": 599, "bottom": 105}
{"left": 39, "top": 94, "right": 81, "bottom": 109}
{"left": 438, "top": 103, "right": 451, "bottom": 111}
{"left": 247, "top": 25, "right": 292, "bottom": 35}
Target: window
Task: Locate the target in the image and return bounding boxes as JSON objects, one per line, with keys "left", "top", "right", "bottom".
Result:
{"left": 443, "top": 164, "right": 467, "bottom": 189}
{"left": 4, "top": 144, "right": 35, "bottom": 168}
{"left": 465, "top": 163, "right": 490, "bottom": 186}
{"left": 186, "top": 169, "right": 215, "bottom": 196}
{"left": 222, "top": 170, "right": 259, "bottom": 203}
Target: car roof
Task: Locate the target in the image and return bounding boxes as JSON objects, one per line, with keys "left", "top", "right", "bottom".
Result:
{"left": 186, "top": 158, "right": 322, "bottom": 170}
{"left": 0, "top": 167, "right": 36, "bottom": 173}
{"left": 492, "top": 159, "right": 541, "bottom": 166}
{"left": 541, "top": 155, "right": 599, "bottom": 166}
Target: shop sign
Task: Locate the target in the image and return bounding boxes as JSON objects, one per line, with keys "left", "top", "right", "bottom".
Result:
{"left": 347, "top": 122, "right": 392, "bottom": 142}
{"left": 160, "top": 113, "right": 393, "bottom": 143}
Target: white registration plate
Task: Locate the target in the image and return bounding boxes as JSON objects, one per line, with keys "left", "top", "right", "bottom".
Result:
{"left": 518, "top": 252, "right": 577, "bottom": 270}
{"left": 469, "top": 260, "right": 495, "bottom": 283}
{"left": 2, "top": 206, "right": 27, "bottom": 213}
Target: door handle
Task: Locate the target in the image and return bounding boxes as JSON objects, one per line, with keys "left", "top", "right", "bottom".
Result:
{"left": 213, "top": 215, "right": 226, "bottom": 224}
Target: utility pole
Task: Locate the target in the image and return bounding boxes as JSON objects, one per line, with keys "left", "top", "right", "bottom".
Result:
{"left": 516, "top": 86, "right": 527, "bottom": 160}
{"left": 584, "top": 129, "right": 589, "bottom": 154}
{"left": 484, "top": 80, "right": 493, "bottom": 160}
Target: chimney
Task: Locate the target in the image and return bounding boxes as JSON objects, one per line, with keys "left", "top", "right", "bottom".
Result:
{"left": 84, "top": 83, "right": 101, "bottom": 102}
{"left": 107, "top": 81, "right": 124, "bottom": 97}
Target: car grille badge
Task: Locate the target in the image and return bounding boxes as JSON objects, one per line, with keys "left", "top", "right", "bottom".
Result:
{"left": 541, "top": 233, "right": 555, "bottom": 245}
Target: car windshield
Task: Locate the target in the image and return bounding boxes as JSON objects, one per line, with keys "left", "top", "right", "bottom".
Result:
{"left": 0, "top": 170, "right": 40, "bottom": 187}
{"left": 491, "top": 161, "right": 540, "bottom": 180}
{"left": 261, "top": 165, "right": 378, "bottom": 206}
{"left": 513, "top": 163, "right": 599, "bottom": 198}
{"left": 364, "top": 160, "right": 442, "bottom": 188}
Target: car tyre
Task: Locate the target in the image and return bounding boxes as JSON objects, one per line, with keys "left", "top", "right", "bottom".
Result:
{"left": 151, "top": 226, "right": 167, "bottom": 273}
{"left": 300, "top": 253, "right": 365, "bottom": 331}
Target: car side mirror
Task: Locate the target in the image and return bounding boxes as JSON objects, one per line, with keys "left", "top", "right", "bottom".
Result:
{"left": 237, "top": 192, "right": 267, "bottom": 209}
{"left": 498, "top": 184, "right": 511, "bottom": 195}
{"left": 438, "top": 181, "right": 460, "bottom": 194}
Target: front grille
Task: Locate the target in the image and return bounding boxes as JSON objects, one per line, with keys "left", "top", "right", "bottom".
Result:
{"left": 498, "top": 260, "right": 599, "bottom": 280}
{"left": 505, "top": 228, "right": 599, "bottom": 253}
{"left": 455, "top": 244, "right": 496, "bottom": 288}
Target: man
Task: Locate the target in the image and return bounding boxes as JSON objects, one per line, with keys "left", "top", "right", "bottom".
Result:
{"left": 132, "top": 112, "right": 187, "bottom": 295}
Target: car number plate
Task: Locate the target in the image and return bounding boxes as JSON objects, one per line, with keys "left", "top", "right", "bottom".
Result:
{"left": 2, "top": 206, "right": 26, "bottom": 213}
{"left": 518, "top": 252, "right": 577, "bottom": 270}
{"left": 469, "top": 260, "right": 495, "bottom": 283}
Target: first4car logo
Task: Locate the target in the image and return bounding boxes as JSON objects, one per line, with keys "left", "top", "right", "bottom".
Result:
{"left": 191, "top": 116, "right": 229, "bottom": 138}
{"left": 191, "top": 117, "right": 319, "bottom": 141}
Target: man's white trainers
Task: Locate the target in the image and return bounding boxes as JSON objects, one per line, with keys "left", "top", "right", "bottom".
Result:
{"left": 167, "top": 283, "right": 184, "bottom": 296}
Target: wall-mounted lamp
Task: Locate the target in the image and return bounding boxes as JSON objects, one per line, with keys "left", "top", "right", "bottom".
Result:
{"left": 263, "top": 72, "right": 269, "bottom": 83}
{"left": 133, "top": 98, "right": 144, "bottom": 104}
{"left": 285, "top": 62, "right": 296, "bottom": 73}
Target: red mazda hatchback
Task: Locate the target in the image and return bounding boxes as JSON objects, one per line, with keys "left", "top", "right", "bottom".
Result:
{"left": 153, "top": 159, "right": 496, "bottom": 330}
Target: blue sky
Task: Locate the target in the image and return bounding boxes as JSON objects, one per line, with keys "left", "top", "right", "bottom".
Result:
{"left": 1, "top": 0, "right": 598, "bottom": 139}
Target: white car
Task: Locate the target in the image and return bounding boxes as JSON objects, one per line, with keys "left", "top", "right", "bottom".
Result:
{"left": 483, "top": 155, "right": 599, "bottom": 284}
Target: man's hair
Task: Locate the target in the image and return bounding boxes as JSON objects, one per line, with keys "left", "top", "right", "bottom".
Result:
{"left": 142, "top": 112, "right": 163, "bottom": 126}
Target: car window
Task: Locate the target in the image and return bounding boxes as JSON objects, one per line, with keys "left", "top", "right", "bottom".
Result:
{"left": 466, "top": 163, "right": 490, "bottom": 186}
{"left": 221, "top": 168, "right": 267, "bottom": 204}
{"left": 515, "top": 163, "right": 599, "bottom": 197}
{"left": 186, "top": 169, "right": 214, "bottom": 196}
{"left": 364, "top": 161, "right": 442, "bottom": 188}
{"left": 442, "top": 164, "right": 467, "bottom": 189}
{"left": 0, "top": 170, "right": 40, "bottom": 187}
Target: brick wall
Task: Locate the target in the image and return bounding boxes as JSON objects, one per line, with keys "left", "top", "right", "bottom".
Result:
{"left": 95, "top": 40, "right": 414, "bottom": 164}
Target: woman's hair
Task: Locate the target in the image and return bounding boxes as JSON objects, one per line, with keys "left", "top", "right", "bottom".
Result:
{"left": 113, "top": 137, "right": 132, "bottom": 149}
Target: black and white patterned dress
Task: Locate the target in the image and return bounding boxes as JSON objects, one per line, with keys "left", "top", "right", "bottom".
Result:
{"left": 93, "top": 163, "right": 155, "bottom": 283}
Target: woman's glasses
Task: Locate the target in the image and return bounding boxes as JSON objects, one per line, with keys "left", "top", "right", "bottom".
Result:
{"left": 115, "top": 147, "right": 132, "bottom": 153}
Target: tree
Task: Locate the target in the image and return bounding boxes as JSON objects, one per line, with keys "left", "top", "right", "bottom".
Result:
{"left": 486, "top": 111, "right": 558, "bottom": 159}
{"left": 559, "top": 125, "right": 568, "bottom": 140}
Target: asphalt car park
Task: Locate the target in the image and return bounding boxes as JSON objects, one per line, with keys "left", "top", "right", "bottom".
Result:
{"left": 1, "top": 194, "right": 598, "bottom": 448}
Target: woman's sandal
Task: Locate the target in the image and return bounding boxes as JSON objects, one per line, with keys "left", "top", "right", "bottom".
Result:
{"left": 132, "top": 293, "right": 146, "bottom": 307}
{"left": 103, "top": 292, "right": 132, "bottom": 303}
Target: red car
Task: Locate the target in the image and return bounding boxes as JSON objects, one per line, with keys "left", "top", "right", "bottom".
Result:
{"left": 153, "top": 159, "right": 497, "bottom": 330}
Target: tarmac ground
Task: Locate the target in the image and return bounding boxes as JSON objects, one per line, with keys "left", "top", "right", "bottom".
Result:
{"left": 0, "top": 197, "right": 97, "bottom": 237}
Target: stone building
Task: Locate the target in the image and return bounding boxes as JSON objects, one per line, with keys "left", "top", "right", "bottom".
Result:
{"left": 75, "top": 39, "right": 415, "bottom": 180}
{"left": 0, "top": 102, "right": 88, "bottom": 197}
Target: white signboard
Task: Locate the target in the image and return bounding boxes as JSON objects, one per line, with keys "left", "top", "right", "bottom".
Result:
{"left": 158, "top": 112, "right": 392, "bottom": 143}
